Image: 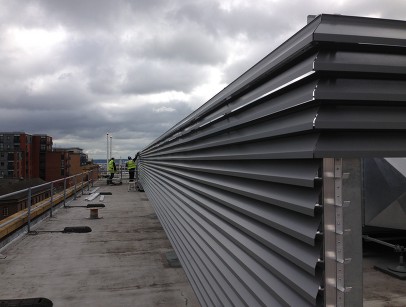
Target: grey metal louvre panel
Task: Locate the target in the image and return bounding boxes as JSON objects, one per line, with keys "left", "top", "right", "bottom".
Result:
{"left": 315, "top": 49, "right": 406, "bottom": 74}
{"left": 141, "top": 167, "right": 320, "bottom": 306}
{"left": 143, "top": 82, "right": 319, "bottom": 157}
{"left": 139, "top": 14, "right": 406, "bottom": 307}
{"left": 144, "top": 20, "right": 320, "bottom": 149}
{"left": 145, "top": 14, "right": 406, "bottom": 151}
{"left": 181, "top": 53, "right": 317, "bottom": 132}
{"left": 139, "top": 156, "right": 323, "bottom": 305}
{"left": 315, "top": 78, "right": 406, "bottom": 101}
{"left": 142, "top": 163, "right": 319, "bottom": 216}
{"left": 313, "top": 14, "right": 406, "bottom": 46}
{"left": 144, "top": 106, "right": 319, "bottom": 158}
{"left": 314, "top": 131, "right": 406, "bottom": 157}
{"left": 144, "top": 178, "right": 284, "bottom": 306}
{"left": 144, "top": 188, "right": 246, "bottom": 306}
{"left": 142, "top": 163, "right": 321, "bottom": 249}
{"left": 142, "top": 158, "right": 320, "bottom": 187}
{"left": 143, "top": 133, "right": 320, "bottom": 161}
{"left": 315, "top": 105, "right": 406, "bottom": 130}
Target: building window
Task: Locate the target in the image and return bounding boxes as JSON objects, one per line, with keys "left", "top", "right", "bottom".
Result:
{"left": 61, "top": 169, "right": 65, "bottom": 176}
{"left": 3, "top": 208, "right": 9, "bottom": 217}
{"left": 14, "top": 135, "right": 20, "bottom": 143}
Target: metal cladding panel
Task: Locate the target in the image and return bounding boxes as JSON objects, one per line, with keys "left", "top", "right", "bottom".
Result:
{"left": 141, "top": 164, "right": 322, "bottom": 307}
{"left": 314, "top": 132, "right": 406, "bottom": 157}
{"left": 312, "top": 14, "right": 406, "bottom": 46}
{"left": 140, "top": 99, "right": 324, "bottom": 305}
{"left": 139, "top": 15, "right": 406, "bottom": 307}
{"left": 315, "top": 106, "right": 406, "bottom": 130}
{"left": 315, "top": 49, "right": 406, "bottom": 74}
{"left": 315, "top": 78, "right": 406, "bottom": 101}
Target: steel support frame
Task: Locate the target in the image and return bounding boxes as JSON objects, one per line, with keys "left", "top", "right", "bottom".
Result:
{"left": 323, "top": 158, "right": 363, "bottom": 306}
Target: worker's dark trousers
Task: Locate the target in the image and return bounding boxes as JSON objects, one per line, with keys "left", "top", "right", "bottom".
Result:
{"left": 107, "top": 173, "right": 114, "bottom": 184}
{"left": 129, "top": 169, "right": 135, "bottom": 181}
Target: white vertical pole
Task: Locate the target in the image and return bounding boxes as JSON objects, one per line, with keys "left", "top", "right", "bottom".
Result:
{"left": 110, "top": 136, "right": 113, "bottom": 159}
{"left": 106, "top": 133, "right": 109, "bottom": 164}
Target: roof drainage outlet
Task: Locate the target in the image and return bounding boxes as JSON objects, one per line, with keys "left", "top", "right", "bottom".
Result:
{"left": 28, "top": 226, "right": 92, "bottom": 235}
{"left": 165, "top": 251, "right": 181, "bottom": 268}
{"left": 62, "top": 226, "right": 92, "bottom": 233}
{"left": 0, "top": 297, "right": 53, "bottom": 306}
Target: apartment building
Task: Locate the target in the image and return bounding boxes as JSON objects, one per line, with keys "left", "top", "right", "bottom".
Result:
{"left": 0, "top": 132, "right": 98, "bottom": 220}
{"left": 0, "top": 132, "right": 92, "bottom": 181}
{"left": 0, "top": 132, "right": 32, "bottom": 179}
{"left": 31, "top": 134, "right": 53, "bottom": 179}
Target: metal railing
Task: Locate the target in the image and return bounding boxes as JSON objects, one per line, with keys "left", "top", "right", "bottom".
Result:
{"left": 0, "top": 169, "right": 98, "bottom": 240}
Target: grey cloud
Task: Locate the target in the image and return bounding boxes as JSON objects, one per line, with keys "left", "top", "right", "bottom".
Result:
{"left": 140, "top": 31, "right": 227, "bottom": 65}
{"left": 169, "top": 1, "right": 295, "bottom": 39}
{"left": 122, "top": 61, "right": 209, "bottom": 94}
{"left": 107, "top": 101, "right": 195, "bottom": 134}
{"left": 29, "top": 0, "right": 127, "bottom": 30}
{"left": 58, "top": 99, "right": 193, "bottom": 156}
{"left": 59, "top": 37, "right": 108, "bottom": 66}
{"left": 86, "top": 66, "right": 123, "bottom": 95}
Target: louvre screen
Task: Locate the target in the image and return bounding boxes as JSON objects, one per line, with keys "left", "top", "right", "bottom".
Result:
{"left": 139, "top": 14, "right": 406, "bottom": 306}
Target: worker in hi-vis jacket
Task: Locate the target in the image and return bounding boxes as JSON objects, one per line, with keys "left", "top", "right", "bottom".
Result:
{"left": 107, "top": 157, "right": 116, "bottom": 185}
{"left": 126, "top": 156, "right": 136, "bottom": 181}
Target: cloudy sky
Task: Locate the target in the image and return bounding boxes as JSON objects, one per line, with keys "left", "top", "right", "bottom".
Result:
{"left": 0, "top": 0, "right": 405, "bottom": 160}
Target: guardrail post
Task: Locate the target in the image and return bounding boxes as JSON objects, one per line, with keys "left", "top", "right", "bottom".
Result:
{"left": 50, "top": 182, "right": 54, "bottom": 218}
{"left": 27, "top": 187, "right": 32, "bottom": 233}
{"left": 74, "top": 175, "right": 77, "bottom": 200}
{"left": 63, "top": 177, "right": 67, "bottom": 208}
{"left": 87, "top": 171, "right": 90, "bottom": 192}
{"left": 81, "top": 173, "right": 84, "bottom": 195}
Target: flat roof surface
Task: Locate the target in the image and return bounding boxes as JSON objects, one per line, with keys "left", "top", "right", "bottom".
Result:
{"left": 0, "top": 179, "right": 405, "bottom": 306}
{"left": 0, "top": 181, "right": 200, "bottom": 307}
{"left": 363, "top": 244, "right": 406, "bottom": 307}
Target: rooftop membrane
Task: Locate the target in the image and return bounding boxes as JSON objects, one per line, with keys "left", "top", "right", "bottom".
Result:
{"left": 0, "top": 180, "right": 200, "bottom": 307}
{"left": 0, "top": 179, "right": 405, "bottom": 306}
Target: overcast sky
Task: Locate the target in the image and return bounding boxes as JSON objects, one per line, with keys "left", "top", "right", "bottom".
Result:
{"left": 0, "top": 0, "right": 405, "bottom": 160}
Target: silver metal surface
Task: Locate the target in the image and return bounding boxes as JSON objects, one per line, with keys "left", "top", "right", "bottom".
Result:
{"left": 323, "top": 158, "right": 363, "bottom": 307}
{"left": 323, "top": 158, "right": 337, "bottom": 307}
{"left": 341, "top": 159, "right": 363, "bottom": 306}
{"left": 363, "top": 158, "right": 406, "bottom": 230}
